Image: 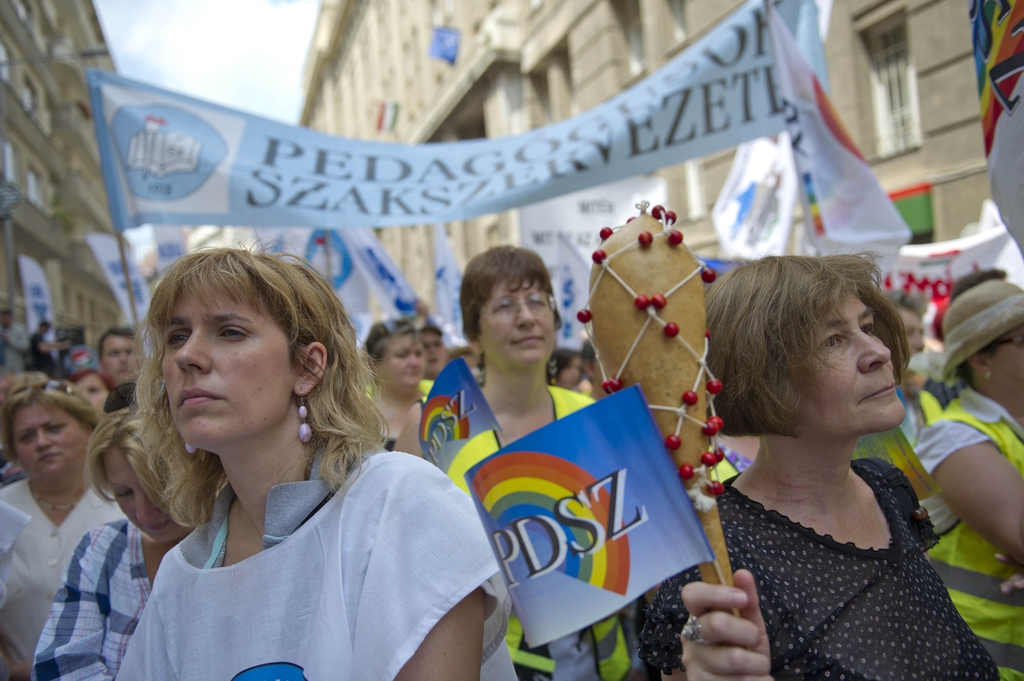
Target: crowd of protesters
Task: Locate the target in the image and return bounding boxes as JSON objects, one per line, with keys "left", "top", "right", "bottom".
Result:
{"left": 0, "top": 248, "right": 1019, "bottom": 680}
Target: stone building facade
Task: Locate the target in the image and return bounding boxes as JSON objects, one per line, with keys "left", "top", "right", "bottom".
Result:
{"left": 301, "top": 0, "right": 986, "bottom": 303}
{"left": 0, "top": 0, "right": 121, "bottom": 346}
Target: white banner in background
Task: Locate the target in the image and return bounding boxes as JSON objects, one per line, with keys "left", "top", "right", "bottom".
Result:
{"left": 554, "top": 233, "right": 591, "bottom": 351}
{"left": 254, "top": 227, "right": 375, "bottom": 342}
{"left": 85, "top": 233, "right": 151, "bottom": 323}
{"left": 87, "top": 0, "right": 818, "bottom": 232}
{"left": 342, "top": 227, "right": 420, "bottom": 321}
{"left": 17, "top": 255, "right": 54, "bottom": 334}
{"left": 433, "top": 224, "right": 465, "bottom": 346}
{"left": 887, "top": 201, "right": 1024, "bottom": 296}
{"left": 520, "top": 175, "right": 668, "bottom": 273}
{"left": 712, "top": 133, "right": 797, "bottom": 258}
{"left": 152, "top": 226, "right": 189, "bottom": 273}
{"left": 253, "top": 226, "right": 314, "bottom": 257}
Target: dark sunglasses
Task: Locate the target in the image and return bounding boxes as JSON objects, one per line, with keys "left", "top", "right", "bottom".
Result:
{"left": 103, "top": 382, "right": 137, "bottom": 413}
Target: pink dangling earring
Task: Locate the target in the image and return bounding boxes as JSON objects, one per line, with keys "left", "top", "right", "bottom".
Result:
{"left": 184, "top": 442, "right": 197, "bottom": 454}
{"left": 298, "top": 396, "right": 312, "bottom": 443}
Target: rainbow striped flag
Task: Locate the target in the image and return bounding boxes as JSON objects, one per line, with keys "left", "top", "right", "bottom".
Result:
{"left": 465, "top": 385, "right": 713, "bottom": 646}
{"left": 419, "top": 357, "right": 499, "bottom": 472}
{"left": 768, "top": 5, "right": 910, "bottom": 268}
{"left": 973, "top": 0, "right": 1024, "bottom": 253}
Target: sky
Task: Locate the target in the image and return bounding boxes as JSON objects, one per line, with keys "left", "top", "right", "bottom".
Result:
{"left": 93, "top": 0, "right": 321, "bottom": 124}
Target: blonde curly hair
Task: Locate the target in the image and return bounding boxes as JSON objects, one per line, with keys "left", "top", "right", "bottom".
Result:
{"left": 135, "top": 248, "right": 387, "bottom": 527}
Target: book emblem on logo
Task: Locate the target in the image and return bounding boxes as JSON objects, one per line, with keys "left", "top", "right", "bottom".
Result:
{"left": 112, "top": 105, "right": 227, "bottom": 201}
{"left": 126, "top": 115, "right": 203, "bottom": 179}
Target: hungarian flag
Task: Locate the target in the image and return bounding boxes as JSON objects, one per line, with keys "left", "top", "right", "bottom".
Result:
{"left": 376, "top": 101, "right": 398, "bottom": 132}
{"left": 973, "top": 0, "right": 1024, "bottom": 251}
{"left": 768, "top": 5, "right": 911, "bottom": 269}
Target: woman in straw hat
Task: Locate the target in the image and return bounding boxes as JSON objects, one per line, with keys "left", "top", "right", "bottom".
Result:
{"left": 916, "top": 279, "right": 1024, "bottom": 680}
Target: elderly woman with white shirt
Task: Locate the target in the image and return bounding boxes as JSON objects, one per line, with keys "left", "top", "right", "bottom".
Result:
{"left": 0, "top": 381, "right": 122, "bottom": 681}
{"left": 916, "top": 280, "right": 1024, "bottom": 680}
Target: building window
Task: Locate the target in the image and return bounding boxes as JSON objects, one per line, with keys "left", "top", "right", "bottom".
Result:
{"left": 668, "top": 0, "right": 687, "bottom": 42}
{"left": 431, "top": 0, "right": 453, "bottom": 25}
{"left": 21, "top": 80, "right": 37, "bottom": 113}
{"left": 616, "top": 0, "right": 646, "bottom": 76}
{"left": 2, "top": 142, "right": 15, "bottom": 183}
{"left": 25, "top": 167, "right": 41, "bottom": 206}
{"left": 684, "top": 160, "right": 706, "bottom": 220}
{"left": 866, "top": 16, "right": 921, "bottom": 157}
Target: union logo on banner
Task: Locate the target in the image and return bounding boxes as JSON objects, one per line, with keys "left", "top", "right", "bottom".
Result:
{"left": 111, "top": 105, "right": 227, "bottom": 201}
{"left": 419, "top": 358, "right": 500, "bottom": 473}
{"left": 972, "top": 0, "right": 1024, "bottom": 155}
{"left": 465, "top": 386, "right": 713, "bottom": 647}
{"left": 472, "top": 451, "right": 635, "bottom": 596}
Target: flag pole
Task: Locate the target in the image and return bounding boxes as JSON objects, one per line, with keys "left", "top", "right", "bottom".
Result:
{"left": 116, "top": 234, "right": 139, "bottom": 327}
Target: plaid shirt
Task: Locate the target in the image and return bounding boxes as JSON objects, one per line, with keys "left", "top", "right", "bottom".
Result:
{"left": 33, "top": 520, "right": 151, "bottom": 681}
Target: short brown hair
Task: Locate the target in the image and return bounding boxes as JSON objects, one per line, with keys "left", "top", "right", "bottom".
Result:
{"left": 460, "top": 246, "right": 560, "bottom": 341}
{"left": 1, "top": 380, "right": 99, "bottom": 461}
{"left": 136, "top": 248, "right": 387, "bottom": 527}
{"left": 706, "top": 254, "right": 908, "bottom": 437}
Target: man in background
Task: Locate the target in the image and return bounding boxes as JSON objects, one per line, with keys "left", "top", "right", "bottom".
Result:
{"left": 420, "top": 324, "right": 448, "bottom": 382}
{"left": 29, "top": 321, "right": 70, "bottom": 377}
{"left": 0, "top": 311, "right": 28, "bottom": 374}
{"left": 97, "top": 327, "right": 135, "bottom": 386}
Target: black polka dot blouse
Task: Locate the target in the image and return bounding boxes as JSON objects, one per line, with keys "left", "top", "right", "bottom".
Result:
{"left": 639, "top": 461, "right": 998, "bottom": 679}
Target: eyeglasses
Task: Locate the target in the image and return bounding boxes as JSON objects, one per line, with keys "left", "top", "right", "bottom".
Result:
{"left": 997, "top": 334, "right": 1024, "bottom": 348}
{"left": 103, "top": 382, "right": 137, "bottom": 413}
{"left": 10, "top": 379, "right": 75, "bottom": 397}
{"left": 483, "top": 292, "right": 555, "bottom": 321}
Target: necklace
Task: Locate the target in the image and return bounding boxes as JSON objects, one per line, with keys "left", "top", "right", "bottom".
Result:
{"left": 30, "top": 484, "right": 77, "bottom": 512}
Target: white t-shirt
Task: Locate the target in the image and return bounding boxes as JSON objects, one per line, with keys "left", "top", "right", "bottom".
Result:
{"left": 916, "top": 387, "right": 1024, "bottom": 532}
{"left": 0, "top": 481, "right": 124, "bottom": 664}
{"left": 117, "top": 452, "right": 514, "bottom": 681}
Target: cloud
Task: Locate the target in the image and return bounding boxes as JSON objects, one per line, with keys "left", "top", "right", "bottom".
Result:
{"left": 93, "top": 0, "right": 319, "bottom": 124}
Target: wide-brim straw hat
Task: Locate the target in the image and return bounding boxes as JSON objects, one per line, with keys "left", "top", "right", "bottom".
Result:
{"left": 941, "top": 280, "right": 1024, "bottom": 380}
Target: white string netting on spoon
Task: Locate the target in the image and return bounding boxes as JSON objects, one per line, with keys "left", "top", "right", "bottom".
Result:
{"left": 580, "top": 200, "right": 732, "bottom": 585}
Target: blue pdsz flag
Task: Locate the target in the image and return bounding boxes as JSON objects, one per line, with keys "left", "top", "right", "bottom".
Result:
{"left": 428, "top": 26, "right": 460, "bottom": 64}
{"left": 419, "top": 358, "right": 500, "bottom": 472}
{"left": 465, "top": 386, "right": 714, "bottom": 646}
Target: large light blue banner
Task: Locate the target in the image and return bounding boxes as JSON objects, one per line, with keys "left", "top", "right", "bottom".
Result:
{"left": 88, "top": 0, "right": 808, "bottom": 232}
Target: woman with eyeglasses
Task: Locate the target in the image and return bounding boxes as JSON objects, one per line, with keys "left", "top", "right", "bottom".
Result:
{"left": 445, "top": 246, "right": 634, "bottom": 681}
{"left": 115, "top": 249, "right": 513, "bottom": 680}
{"left": 32, "top": 400, "right": 192, "bottom": 680}
{"left": 916, "top": 280, "right": 1024, "bottom": 679}
{"left": 0, "top": 380, "right": 122, "bottom": 681}
{"left": 364, "top": 320, "right": 426, "bottom": 455}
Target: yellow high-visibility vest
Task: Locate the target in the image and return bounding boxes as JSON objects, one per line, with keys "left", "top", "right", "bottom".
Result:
{"left": 929, "top": 398, "right": 1024, "bottom": 680}
{"left": 919, "top": 389, "right": 943, "bottom": 426}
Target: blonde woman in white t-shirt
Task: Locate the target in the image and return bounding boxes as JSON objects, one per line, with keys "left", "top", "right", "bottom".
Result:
{"left": 117, "top": 248, "right": 513, "bottom": 681}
